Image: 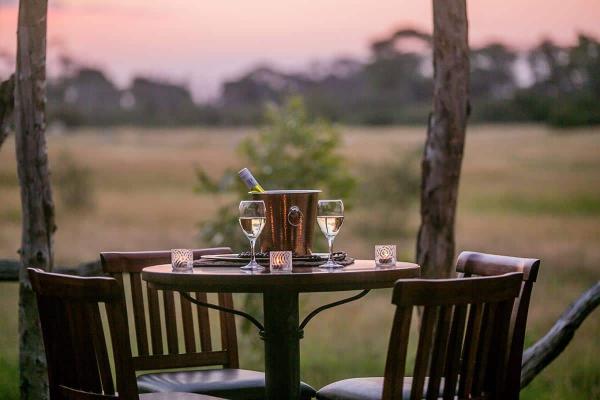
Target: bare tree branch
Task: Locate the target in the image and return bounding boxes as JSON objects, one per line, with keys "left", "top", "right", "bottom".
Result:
{"left": 0, "top": 259, "right": 21, "bottom": 280}
{"left": 521, "top": 282, "right": 600, "bottom": 388}
{"left": 0, "top": 74, "right": 14, "bottom": 149}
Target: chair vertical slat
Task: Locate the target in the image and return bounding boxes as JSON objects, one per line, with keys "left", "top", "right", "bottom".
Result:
{"left": 195, "top": 292, "right": 213, "bottom": 352}
{"left": 442, "top": 304, "right": 467, "bottom": 400}
{"left": 37, "top": 299, "right": 76, "bottom": 399}
{"left": 105, "top": 299, "right": 139, "bottom": 399}
{"left": 473, "top": 302, "right": 498, "bottom": 394}
{"left": 146, "top": 286, "right": 164, "bottom": 354}
{"left": 89, "top": 303, "right": 115, "bottom": 395}
{"left": 459, "top": 303, "right": 476, "bottom": 373}
{"left": 506, "top": 280, "right": 534, "bottom": 399}
{"left": 491, "top": 299, "right": 515, "bottom": 398}
{"left": 411, "top": 306, "right": 438, "bottom": 400}
{"left": 112, "top": 273, "right": 124, "bottom": 294}
{"left": 65, "top": 302, "right": 102, "bottom": 393}
{"left": 458, "top": 303, "right": 484, "bottom": 398}
{"left": 426, "top": 305, "right": 453, "bottom": 400}
{"left": 129, "top": 272, "right": 149, "bottom": 356}
{"left": 180, "top": 292, "right": 197, "bottom": 353}
{"left": 162, "top": 290, "right": 179, "bottom": 354}
{"left": 382, "top": 307, "right": 412, "bottom": 400}
{"left": 218, "top": 293, "right": 239, "bottom": 368}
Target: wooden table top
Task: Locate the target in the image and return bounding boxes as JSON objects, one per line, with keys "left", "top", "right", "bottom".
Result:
{"left": 142, "top": 260, "right": 420, "bottom": 293}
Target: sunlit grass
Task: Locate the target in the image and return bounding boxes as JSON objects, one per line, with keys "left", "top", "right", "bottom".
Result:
{"left": 0, "top": 125, "right": 599, "bottom": 399}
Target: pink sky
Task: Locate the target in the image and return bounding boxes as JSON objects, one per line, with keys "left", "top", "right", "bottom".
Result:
{"left": 1, "top": 0, "right": 600, "bottom": 99}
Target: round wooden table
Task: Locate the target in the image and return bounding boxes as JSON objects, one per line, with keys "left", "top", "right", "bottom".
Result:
{"left": 142, "top": 260, "right": 420, "bottom": 400}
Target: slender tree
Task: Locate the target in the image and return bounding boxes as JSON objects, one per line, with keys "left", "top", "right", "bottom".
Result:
{"left": 14, "top": 0, "right": 54, "bottom": 399}
{"left": 415, "top": 1, "right": 600, "bottom": 391}
{"left": 416, "top": 0, "right": 470, "bottom": 278}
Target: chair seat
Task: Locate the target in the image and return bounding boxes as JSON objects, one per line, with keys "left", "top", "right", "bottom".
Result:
{"left": 141, "top": 393, "right": 226, "bottom": 400}
{"left": 138, "top": 368, "right": 316, "bottom": 400}
{"left": 317, "top": 377, "right": 448, "bottom": 400}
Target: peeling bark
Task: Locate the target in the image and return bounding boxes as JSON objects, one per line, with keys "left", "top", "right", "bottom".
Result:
{"left": 416, "top": 0, "right": 470, "bottom": 278}
{"left": 15, "top": 0, "right": 54, "bottom": 399}
{"left": 521, "top": 282, "right": 600, "bottom": 388}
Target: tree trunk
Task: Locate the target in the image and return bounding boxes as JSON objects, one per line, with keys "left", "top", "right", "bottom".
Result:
{"left": 521, "top": 282, "right": 600, "bottom": 388}
{"left": 14, "top": 0, "right": 54, "bottom": 399}
{"left": 416, "top": 0, "right": 470, "bottom": 278}
{"left": 0, "top": 75, "right": 14, "bottom": 149}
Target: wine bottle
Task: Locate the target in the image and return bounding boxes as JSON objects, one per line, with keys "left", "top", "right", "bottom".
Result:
{"left": 238, "top": 168, "right": 265, "bottom": 192}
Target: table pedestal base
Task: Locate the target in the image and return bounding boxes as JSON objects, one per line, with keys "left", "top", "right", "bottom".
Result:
{"left": 263, "top": 290, "right": 301, "bottom": 400}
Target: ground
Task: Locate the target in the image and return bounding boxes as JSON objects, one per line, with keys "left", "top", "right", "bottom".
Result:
{"left": 0, "top": 124, "right": 598, "bottom": 399}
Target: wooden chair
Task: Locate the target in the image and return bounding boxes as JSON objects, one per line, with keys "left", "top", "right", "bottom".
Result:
{"left": 316, "top": 252, "right": 540, "bottom": 400}
{"left": 100, "top": 248, "right": 316, "bottom": 400}
{"left": 28, "top": 268, "right": 224, "bottom": 400}
{"left": 455, "top": 251, "right": 540, "bottom": 399}
{"left": 317, "top": 273, "right": 523, "bottom": 400}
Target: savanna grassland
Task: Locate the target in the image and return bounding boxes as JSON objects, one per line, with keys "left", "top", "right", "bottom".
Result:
{"left": 0, "top": 125, "right": 599, "bottom": 399}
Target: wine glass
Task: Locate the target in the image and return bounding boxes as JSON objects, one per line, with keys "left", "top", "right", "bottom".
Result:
{"left": 317, "top": 200, "right": 345, "bottom": 269}
{"left": 239, "top": 200, "right": 266, "bottom": 271}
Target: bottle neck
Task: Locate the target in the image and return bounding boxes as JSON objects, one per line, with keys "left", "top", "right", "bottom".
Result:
{"left": 239, "top": 168, "right": 265, "bottom": 192}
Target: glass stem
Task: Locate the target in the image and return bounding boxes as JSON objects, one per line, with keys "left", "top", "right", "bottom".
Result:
{"left": 328, "top": 237, "right": 334, "bottom": 261}
{"left": 250, "top": 238, "right": 257, "bottom": 263}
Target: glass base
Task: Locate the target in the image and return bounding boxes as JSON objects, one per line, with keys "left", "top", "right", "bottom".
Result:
{"left": 241, "top": 259, "right": 264, "bottom": 271}
{"left": 319, "top": 260, "right": 345, "bottom": 269}
{"left": 172, "top": 267, "right": 194, "bottom": 273}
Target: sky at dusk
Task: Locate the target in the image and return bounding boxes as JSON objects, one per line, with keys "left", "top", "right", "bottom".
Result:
{"left": 1, "top": 0, "right": 600, "bottom": 100}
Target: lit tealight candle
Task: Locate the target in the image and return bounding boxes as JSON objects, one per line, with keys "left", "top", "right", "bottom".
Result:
{"left": 375, "top": 245, "right": 396, "bottom": 267}
{"left": 270, "top": 251, "right": 292, "bottom": 272}
{"left": 171, "top": 249, "right": 194, "bottom": 273}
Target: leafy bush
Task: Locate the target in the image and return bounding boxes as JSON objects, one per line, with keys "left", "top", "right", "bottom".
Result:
{"left": 195, "top": 97, "right": 356, "bottom": 333}
{"left": 196, "top": 96, "right": 356, "bottom": 250}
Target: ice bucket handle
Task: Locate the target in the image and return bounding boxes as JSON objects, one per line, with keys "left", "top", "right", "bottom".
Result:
{"left": 287, "top": 206, "right": 303, "bottom": 227}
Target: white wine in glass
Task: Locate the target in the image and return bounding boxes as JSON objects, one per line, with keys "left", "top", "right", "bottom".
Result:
{"left": 317, "top": 200, "right": 344, "bottom": 269}
{"left": 239, "top": 217, "right": 266, "bottom": 240}
{"left": 239, "top": 200, "right": 266, "bottom": 271}
{"left": 316, "top": 215, "right": 344, "bottom": 238}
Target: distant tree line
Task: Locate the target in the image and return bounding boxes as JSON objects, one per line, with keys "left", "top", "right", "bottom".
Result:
{"left": 28, "top": 28, "right": 600, "bottom": 128}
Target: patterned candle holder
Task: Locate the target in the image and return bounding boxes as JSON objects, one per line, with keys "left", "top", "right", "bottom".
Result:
{"left": 171, "top": 249, "right": 193, "bottom": 273}
{"left": 269, "top": 251, "right": 292, "bottom": 273}
{"left": 375, "top": 245, "right": 396, "bottom": 267}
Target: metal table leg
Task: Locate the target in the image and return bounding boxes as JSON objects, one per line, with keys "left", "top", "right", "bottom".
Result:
{"left": 182, "top": 288, "right": 373, "bottom": 399}
{"left": 262, "top": 290, "right": 301, "bottom": 400}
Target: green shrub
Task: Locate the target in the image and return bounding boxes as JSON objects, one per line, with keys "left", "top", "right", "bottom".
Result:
{"left": 196, "top": 96, "right": 356, "bottom": 250}
{"left": 195, "top": 96, "right": 356, "bottom": 333}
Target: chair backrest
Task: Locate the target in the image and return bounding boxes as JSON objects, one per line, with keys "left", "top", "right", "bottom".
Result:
{"left": 28, "top": 268, "right": 139, "bottom": 400}
{"left": 382, "top": 273, "right": 523, "bottom": 400}
{"left": 100, "top": 247, "right": 239, "bottom": 372}
{"left": 456, "top": 251, "right": 540, "bottom": 399}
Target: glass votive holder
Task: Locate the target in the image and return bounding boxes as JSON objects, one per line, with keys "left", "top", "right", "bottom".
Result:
{"left": 171, "top": 249, "right": 194, "bottom": 273}
{"left": 375, "top": 245, "right": 396, "bottom": 267}
{"left": 269, "top": 251, "right": 292, "bottom": 273}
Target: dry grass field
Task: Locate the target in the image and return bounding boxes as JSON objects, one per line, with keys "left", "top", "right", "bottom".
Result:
{"left": 0, "top": 124, "right": 599, "bottom": 399}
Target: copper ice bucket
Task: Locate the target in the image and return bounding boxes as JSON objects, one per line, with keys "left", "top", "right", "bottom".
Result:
{"left": 251, "top": 190, "right": 321, "bottom": 256}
